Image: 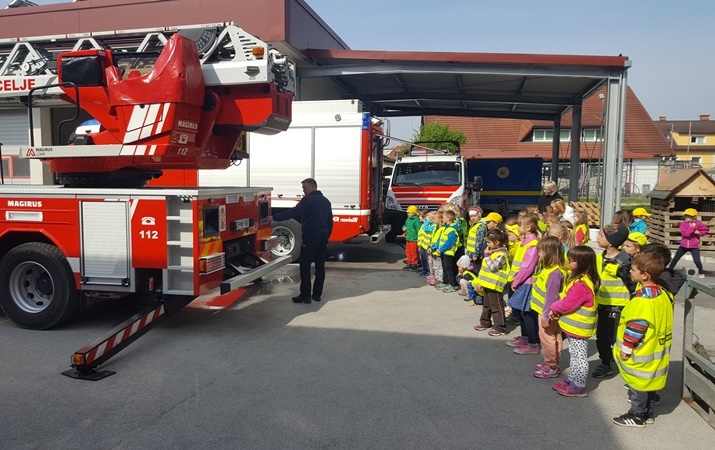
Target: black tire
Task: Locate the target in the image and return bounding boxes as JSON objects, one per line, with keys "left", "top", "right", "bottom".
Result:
{"left": 272, "top": 219, "right": 302, "bottom": 262}
{"left": 0, "top": 243, "right": 80, "bottom": 329}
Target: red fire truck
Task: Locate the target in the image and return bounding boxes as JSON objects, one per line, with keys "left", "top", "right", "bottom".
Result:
{"left": 0, "top": 23, "right": 296, "bottom": 376}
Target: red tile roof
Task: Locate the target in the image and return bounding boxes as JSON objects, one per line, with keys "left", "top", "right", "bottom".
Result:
{"left": 424, "top": 86, "right": 671, "bottom": 160}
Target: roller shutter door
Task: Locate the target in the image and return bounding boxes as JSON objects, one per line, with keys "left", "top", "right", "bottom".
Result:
{"left": 0, "top": 110, "right": 29, "bottom": 145}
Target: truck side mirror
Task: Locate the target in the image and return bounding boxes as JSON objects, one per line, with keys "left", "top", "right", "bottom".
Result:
{"left": 382, "top": 167, "right": 393, "bottom": 177}
{"left": 472, "top": 176, "right": 483, "bottom": 191}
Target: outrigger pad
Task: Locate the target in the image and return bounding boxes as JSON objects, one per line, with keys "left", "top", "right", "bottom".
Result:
{"left": 61, "top": 368, "right": 116, "bottom": 381}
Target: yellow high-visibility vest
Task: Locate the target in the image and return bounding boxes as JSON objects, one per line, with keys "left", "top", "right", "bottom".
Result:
{"left": 558, "top": 276, "right": 597, "bottom": 338}
{"left": 530, "top": 265, "right": 565, "bottom": 315}
{"left": 473, "top": 250, "right": 510, "bottom": 292}
{"left": 596, "top": 253, "right": 630, "bottom": 307}
{"left": 437, "top": 224, "right": 460, "bottom": 256}
{"left": 465, "top": 221, "right": 486, "bottom": 255}
{"left": 507, "top": 238, "right": 537, "bottom": 282}
{"left": 613, "top": 288, "right": 673, "bottom": 391}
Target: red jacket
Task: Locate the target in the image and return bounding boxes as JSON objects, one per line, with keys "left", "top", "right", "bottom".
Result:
{"left": 680, "top": 220, "right": 709, "bottom": 248}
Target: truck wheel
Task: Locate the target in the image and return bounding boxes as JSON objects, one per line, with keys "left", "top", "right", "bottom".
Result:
{"left": 272, "top": 219, "right": 302, "bottom": 262}
{"left": 0, "top": 243, "right": 80, "bottom": 330}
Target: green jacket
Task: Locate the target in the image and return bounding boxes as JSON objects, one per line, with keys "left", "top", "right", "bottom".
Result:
{"left": 403, "top": 215, "right": 421, "bottom": 242}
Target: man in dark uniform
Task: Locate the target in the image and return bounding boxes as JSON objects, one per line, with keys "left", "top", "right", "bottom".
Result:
{"left": 273, "top": 178, "right": 333, "bottom": 303}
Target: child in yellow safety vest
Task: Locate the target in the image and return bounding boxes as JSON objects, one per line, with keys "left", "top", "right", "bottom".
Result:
{"left": 531, "top": 236, "right": 567, "bottom": 379}
{"left": 472, "top": 229, "right": 510, "bottom": 336}
{"left": 573, "top": 211, "right": 590, "bottom": 246}
{"left": 506, "top": 214, "right": 541, "bottom": 354}
{"left": 434, "top": 209, "right": 461, "bottom": 293}
{"left": 503, "top": 218, "right": 521, "bottom": 323}
{"left": 612, "top": 253, "right": 673, "bottom": 428}
{"left": 592, "top": 223, "right": 634, "bottom": 379}
{"left": 549, "top": 245, "right": 600, "bottom": 397}
{"left": 427, "top": 211, "right": 445, "bottom": 286}
{"left": 417, "top": 211, "right": 436, "bottom": 278}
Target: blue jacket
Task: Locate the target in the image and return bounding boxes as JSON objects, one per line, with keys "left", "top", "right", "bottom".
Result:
{"left": 273, "top": 190, "right": 333, "bottom": 236}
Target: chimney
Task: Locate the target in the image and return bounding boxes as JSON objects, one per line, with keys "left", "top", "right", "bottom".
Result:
{"left": 659, "top": 116, "right": 667, "bottom": 121}
{"left": 700, "top": 114, "right": 710, "bottom": 121}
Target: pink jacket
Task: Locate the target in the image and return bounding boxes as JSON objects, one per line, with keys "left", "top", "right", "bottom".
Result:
{"left": 680, "top": 220, "right": 709, "bottom": 249}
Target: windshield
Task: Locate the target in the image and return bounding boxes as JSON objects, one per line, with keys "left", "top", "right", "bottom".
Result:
{"left": 391, "top": 161, "right": 462, "bottom": 186}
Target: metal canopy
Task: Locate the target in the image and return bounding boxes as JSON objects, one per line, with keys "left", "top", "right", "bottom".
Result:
{"left": 301, "top": 49, "right": 630, "bottom": 121}
{"left": 301, "top": 48, "right": 630, "bottom": 223}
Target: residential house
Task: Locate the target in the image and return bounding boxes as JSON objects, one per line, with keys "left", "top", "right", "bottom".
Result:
{"left": 654, "top": 115, "right": 715, "bottom": 171}
{"left": 424, "top": 86, "right": 672, "bottom": 199}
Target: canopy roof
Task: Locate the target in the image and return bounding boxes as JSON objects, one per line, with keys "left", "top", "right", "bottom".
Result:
{"left": 301, "top": 48, "right": 630, "bottom": 120}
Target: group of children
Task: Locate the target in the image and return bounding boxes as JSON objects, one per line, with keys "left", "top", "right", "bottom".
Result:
{"left": 401, "top": 201, "right": 709, "bottom": 428}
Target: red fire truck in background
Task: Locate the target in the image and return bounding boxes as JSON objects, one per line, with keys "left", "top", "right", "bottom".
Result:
{"left": 0, "top": 21, "right": 296, "bottom": 344}
{"left": 194, "top": 100, "right": 390, "bottom": 260}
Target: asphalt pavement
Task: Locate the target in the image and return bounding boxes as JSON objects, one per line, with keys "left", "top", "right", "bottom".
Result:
{"left": 1, "top": 236, "right": 714, "bottom": 449}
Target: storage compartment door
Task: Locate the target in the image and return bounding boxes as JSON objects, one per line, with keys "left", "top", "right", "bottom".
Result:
{"left": 80, "top": 201, "right": 130, "bottom": 285}
{"left": 314, "top": 126, "right": 361, "bottom": 208}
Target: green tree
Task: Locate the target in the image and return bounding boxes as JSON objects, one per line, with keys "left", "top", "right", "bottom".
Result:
{"left": 411, "top": 123, "right": 467, "bottom": 154}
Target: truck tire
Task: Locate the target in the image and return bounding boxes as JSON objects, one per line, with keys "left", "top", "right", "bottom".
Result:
{"left": 0, "top": 243, "right": 80, "bottom": 330}
{"left": 272, "top": 219, "right": 302, "bottom": 262}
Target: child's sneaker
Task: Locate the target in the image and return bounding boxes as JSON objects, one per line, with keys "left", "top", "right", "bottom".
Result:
{"left": 612, "top": 412, "right": 646, "bottom": 427}
{"left": 506, "top": 336, "right": 527, "bottom": 348}
{"left": 504, "top": 315, "right": 520, "bottom": 325}
{"left": 487, "top": 329, "right": 506, "bottom": 337}
{"left": 556, "top": 383, "right": 588, "bottom": 397}
{"left": 699, "top": 273, "right": 706, "bottom": 278}
{"left": 442, "top": 285, "right": 458, "bottom": 293}
{"left": 457, "top": 289, "right": 468, "bottom": 296}
{"left": 425, "top": 276, "right": 435, "bottom": 283}
{"left": 402, "top": 264, "right": 413, "bottom": 270}
{"left": 552, "top": 378, "right": 571, "bottom": 391}
{"left": 535, "top": 363, "right": 548, "bottom": 371}
{"left": 513, "top": 343, "right": 541, "bottom": 355}
{"left": 473, "top": 324, "right": 489, "bottom": 331}
{"left": 591, "top": 363, "right": 614, "bottom": 378}
{"left": 434, "top": 283, "right": 447, "bottom": 289}
{"left": 533, "top": 365, "right": 561, "bottom": 379}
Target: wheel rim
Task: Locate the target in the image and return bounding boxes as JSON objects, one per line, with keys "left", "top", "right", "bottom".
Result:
{"left": 272, "top": 225, "right": 296, "bottom": 257}
{"left": 8, "top": 261, "right": 55, "bottom": 314}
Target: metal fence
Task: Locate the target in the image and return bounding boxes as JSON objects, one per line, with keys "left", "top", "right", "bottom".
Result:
{"left": 543, "top": 160, "right": 715, "bottom": 202}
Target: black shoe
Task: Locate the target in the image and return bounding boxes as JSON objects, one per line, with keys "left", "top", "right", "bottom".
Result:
{"left": 292, "top": 295, "right": 311, "bottom": 304}
{"left": 591, "top": 363, "right": 614, "bottom": 378}
{"left": 612, "top": 412, "right": 647, "bottom": 428}
{"left": 312, "top": 295, "right": 321, "bottom": 302}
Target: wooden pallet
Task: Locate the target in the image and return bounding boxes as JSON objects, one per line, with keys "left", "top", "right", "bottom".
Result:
{"left": 570, "top": 201, "right": 601, "bottom": 228}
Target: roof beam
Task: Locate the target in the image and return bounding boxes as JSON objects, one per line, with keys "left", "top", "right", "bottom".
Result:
{"left": 299, "top": 62, "right": 620, "bottom": 79}
{"left": 377, "top": 108, "right": 559, "bottom": 121}
{"left": 351, "top": 91, "right": 577, "bottom": 106}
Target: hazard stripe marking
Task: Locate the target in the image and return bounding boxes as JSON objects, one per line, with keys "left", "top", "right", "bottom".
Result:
{"left": 79, "top": 305, "right": 165, "bottom": 366}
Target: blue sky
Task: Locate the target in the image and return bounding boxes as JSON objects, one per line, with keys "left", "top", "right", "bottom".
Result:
{"left": 30, "top": 0, "right": 715, "bottom": 141}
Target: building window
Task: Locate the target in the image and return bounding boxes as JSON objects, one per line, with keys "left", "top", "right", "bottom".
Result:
{"left": 582, "top": 128, "right": 603, "bottom": 141}
{"left": 1, "top": 156, "right": 31, "bottom": 180}
{"left": 533, "top": 129, "right": 571, "bottom": 142}
{"left": 691, "top": 156, "right": 702, "bottom": 164}
{"left": 690, "top": 135, "right": 706, "bottom": 144}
